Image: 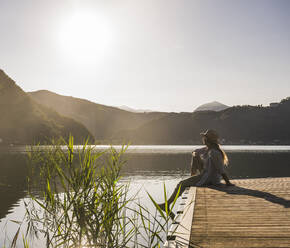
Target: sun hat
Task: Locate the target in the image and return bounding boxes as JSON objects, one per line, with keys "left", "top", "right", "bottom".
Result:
{"left": 200, "top": 129, "right": 219, "bottom": 143}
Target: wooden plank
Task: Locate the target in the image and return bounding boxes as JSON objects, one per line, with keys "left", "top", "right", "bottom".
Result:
{"left": 190, "top": 177, "right": 290, "bottom": 248}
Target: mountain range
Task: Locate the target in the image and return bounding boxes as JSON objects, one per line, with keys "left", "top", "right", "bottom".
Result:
{"left": 1, "top": 69, "right": 290, "bottom": 145}
{"left": 29, "top": 90, "right": 290, "bottom": 145}
{"left": 28, "top": 90, "right": 166, "bottom": 142}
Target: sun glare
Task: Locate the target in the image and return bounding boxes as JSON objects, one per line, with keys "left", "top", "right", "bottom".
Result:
{"left": 58, "top": 11, "right": 112, "bottom": 62}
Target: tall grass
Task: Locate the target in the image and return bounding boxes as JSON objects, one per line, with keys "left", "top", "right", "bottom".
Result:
{"left": 21, "top": 136, "right": 179, "bottom": 247}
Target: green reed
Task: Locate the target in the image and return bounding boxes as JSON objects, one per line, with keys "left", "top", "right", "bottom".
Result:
{"left": 19, "top": 136, "right": 180, "bottom": 248}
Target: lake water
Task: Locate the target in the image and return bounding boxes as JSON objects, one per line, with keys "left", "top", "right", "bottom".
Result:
{"left": 1, "top": 145, "right": 290, "bottom": 247}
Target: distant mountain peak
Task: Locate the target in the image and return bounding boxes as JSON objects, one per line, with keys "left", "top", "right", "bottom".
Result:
{"left": 194, "top": 101, "right": 229, "bottom": 112}
{"left": 118, "top": 105, "right": 153, "bottom": 113}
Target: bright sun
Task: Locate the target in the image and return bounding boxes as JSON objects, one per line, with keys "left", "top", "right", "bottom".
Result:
{"left": 58, "top": 11, "right": 112, "bottom": 62}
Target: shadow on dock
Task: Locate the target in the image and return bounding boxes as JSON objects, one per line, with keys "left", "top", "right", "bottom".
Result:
{"left": 209, "top": 184, "right": 290, "bottom": 208}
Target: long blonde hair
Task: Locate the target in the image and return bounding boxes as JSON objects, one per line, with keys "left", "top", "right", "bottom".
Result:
{"left": 207, "top": 140, "right": 229, "bottom": 166}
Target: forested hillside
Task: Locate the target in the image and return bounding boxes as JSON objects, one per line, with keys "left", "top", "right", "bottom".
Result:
{"left": 29, "top": 90, "right": 166, "bottom": 141}
{"left": 115, "top": 99, "right": 290, "bottom": 145}
{"left": 0, "top": 70, "right": 93, "bottom": 145}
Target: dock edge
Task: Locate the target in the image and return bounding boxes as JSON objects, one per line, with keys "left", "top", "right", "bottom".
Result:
{"left": 164, "top": 187, "right": 197, "bottom": 248}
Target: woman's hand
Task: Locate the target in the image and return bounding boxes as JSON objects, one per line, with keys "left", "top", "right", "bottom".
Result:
{"left": 222, "top": 173, "right": 235, "bottom": 187}
{"left": 226, "top": 182, "right": 235, "bottom": 187}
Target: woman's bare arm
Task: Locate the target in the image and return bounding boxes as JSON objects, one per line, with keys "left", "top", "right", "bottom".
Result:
{"left": 194, "top": 147, "right": 207, "bottom": 156}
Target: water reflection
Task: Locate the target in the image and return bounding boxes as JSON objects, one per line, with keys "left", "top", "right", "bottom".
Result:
{"left": 122, "top": 152, "right": 290, "bottom": 179}
{"left": 0, "top": 153, "right": 27, "bottom": 220}
{"left": 1, "top": 147, "right": 290, "bottom": 246}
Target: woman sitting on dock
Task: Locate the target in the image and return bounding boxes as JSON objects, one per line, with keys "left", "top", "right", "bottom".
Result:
{"left": 159, "top": 129, "right": 234, "bottom": 212}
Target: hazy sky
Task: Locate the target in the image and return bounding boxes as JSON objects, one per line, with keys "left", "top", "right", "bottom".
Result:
{"left": 0, "top": 0, "right": 290, "bottom": 112}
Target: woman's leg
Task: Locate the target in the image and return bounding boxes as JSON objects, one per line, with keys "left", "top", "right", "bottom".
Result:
{"left": 159, "top": 174, "right": 202, "bottom": 210}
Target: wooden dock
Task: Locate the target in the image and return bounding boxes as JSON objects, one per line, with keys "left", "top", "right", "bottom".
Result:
{"left": 191, "top": 177, "right": 290, "bottom": 248}
{"left": 165, "top": 177, "right": 290, "bottom": 248}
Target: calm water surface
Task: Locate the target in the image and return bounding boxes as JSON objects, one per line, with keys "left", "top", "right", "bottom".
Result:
{"left": 1, "top": 145, "right": 290, "bottom": 246}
